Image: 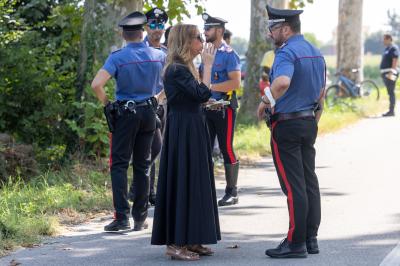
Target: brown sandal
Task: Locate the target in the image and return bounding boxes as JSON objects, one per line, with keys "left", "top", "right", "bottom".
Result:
{"left": 166, "top": 245, "right": 200, "bottom": 261}
{"left": 187, "top": 244, "right": 214, "bottom": 256}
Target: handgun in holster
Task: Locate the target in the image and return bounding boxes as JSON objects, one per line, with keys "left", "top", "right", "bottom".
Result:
{"left": 264, "top": 108, "right": 272, "bottom": 129}
{"left": 104, "top": 102, "right": 118, "bottom": 133}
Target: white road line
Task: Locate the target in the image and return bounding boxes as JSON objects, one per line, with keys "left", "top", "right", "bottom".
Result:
{"left": 380, "top": 241, "right": 400, "bottom": 266}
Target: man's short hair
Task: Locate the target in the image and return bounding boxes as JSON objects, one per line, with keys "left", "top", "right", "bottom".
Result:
{"left": 122, "top": 30, "right": 142, "bottom": 41}
{"left": 224, "top": 29, "right": 232, "bottom": 40}
{"left": 287, "top": 20, "right": 301, "bottom": 33}
{"left": 384, "top": 34, "right": 393, "bottom": 41}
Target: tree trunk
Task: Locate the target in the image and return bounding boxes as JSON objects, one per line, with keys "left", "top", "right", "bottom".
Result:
{"left": 239, "top": 0, "right": 288, "bottom": 124}
{"left": 76, "top": 0, "right": 95, "bottom": 101}
{"left": 337, "top": 0, "right": 363, "bottom": 82}
{"left": 106, "top": 0, "right": 144, "bottom": 52}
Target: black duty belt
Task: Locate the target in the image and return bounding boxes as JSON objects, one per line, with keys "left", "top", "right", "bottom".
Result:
{"left": 270, "top": 110, "right": 315, "bottom": 123}
{"left": 118, "top": 99, "right": 152, "bottom": 107}
{"left": 117, "top": 98, "right": 156, "bottom": 113}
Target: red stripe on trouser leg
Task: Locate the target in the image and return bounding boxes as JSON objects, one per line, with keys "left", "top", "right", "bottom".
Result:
{"left": 226, "top": 107, "right": 236, "bottom": 163}
{"left": 271, "top": 122, "right": 295, "bottom": 242}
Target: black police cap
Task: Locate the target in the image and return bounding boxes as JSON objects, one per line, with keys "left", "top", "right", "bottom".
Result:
{"left": 118, "top": 11, "right": 147, "bottom": 31}
{"left": 202, "top": 13, "right": 227, "bottom": 28}
{"left": 266, "top": 5, "right": 303, "bottom": 27}
{"left": 145, "top": 7, "right": 168, "bottom": 24}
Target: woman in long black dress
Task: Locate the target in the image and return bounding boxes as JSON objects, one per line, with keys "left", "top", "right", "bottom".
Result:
{"left": 151, "top": 24, "right": 220, "bottom": 261}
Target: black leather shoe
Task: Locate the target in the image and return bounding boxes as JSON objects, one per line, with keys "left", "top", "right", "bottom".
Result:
{"left": 265, "top": 238, "right": 307, "bottom": 258}
{"left": 133, "top": 220, "right": 148, "bottom": 231}
{"left": 218, "top": 193, "right": 239, "bottom": 206}
{"left": 104, "top": 219, "right": 130, "bottom": 232}
{"left": 306, "top": 237, "right": 319, "bottom": 254}
{"left": 382, "top": 111, "right": 395, "bottom": 117}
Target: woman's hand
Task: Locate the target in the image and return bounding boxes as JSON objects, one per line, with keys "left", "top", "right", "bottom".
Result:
{"left": 201, "top": 43, "right": 217, "bottom": 67}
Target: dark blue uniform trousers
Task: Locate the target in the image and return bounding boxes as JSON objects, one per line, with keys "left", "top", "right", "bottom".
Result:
{"left": 271, "top": 117, "right": 321, "bottom": 244}
{"left": 205, "top": 106, "right": 237, "bottom": 164}
{"left": 110, "top": 105, "right": 156, "bottom": 222}
{"left": 382, "top": 74, "right": 397, "bottom": 113}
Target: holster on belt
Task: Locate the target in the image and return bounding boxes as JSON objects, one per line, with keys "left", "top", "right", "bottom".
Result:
{"left": 104, "top": 102, "right": 119, "bottom": 133}
{"left": 264, "top": 108, "right": 272, "bottom": 129}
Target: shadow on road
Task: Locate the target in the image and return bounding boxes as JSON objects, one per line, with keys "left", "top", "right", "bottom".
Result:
{"left": 4, "top": 228, "right": 399, "bottom": 266}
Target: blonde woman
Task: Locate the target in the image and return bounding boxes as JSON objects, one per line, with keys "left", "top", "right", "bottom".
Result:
{"left": 151, "top": 24, "right": 220, "bottom": 261}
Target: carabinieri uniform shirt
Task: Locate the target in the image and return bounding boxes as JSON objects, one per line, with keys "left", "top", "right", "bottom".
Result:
{"left": 103, "top": 42, "right": 166, "bottom": 101}
{"left": 270, "top": 34, "right": 326, "bottom": 113}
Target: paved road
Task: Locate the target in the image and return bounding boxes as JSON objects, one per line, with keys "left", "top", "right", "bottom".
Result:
{"left": 1, "top": 113, "right": 400, "bottom": 266}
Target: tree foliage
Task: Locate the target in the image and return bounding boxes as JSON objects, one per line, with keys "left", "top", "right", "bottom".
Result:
{"left": 0, "top": 0, "right": 206, "bottom": 167}
{"left": 364, "top": 31, "right": 385, "bottom": 55}
{"left": 387, "top": 10, "right": 400, "bottom": 41}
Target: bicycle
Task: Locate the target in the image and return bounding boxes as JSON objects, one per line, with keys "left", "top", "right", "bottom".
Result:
{"left": 325, "top": 68, "right": 380, "bottom": 106}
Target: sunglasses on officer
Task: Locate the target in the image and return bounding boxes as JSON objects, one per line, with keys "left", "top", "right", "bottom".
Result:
{"left": 148, "top": 22, "right": 165, "bottom": 30}
{"left": 204, "top": 25, "right": 214, "bottom": 31}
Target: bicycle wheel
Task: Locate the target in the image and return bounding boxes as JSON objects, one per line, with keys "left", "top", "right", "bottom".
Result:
{"left": 359, "top": 80, "right": 380, "bottom": 100}
{"left": 325, "top": 85, "right": 340, "bottom": 106}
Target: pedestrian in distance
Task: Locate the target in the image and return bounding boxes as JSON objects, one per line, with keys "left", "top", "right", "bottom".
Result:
{"left": 91, "top": 11, "right": 165, "bottom": 232}
{"left": 380, "top": 33, "right": 399, "bottom": 117}
{"left": 151, "top": 24, "right": 221, "bottom": 261}
{"left": 258, "top": 5, "right": 326, "bottom": 258}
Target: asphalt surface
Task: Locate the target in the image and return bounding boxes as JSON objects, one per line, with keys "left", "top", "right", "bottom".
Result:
{"left": 1, "top": 112, "right": 400, "bottom": 266}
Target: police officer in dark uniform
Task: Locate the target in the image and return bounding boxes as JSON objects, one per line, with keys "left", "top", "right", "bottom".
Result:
{"left": 128, "top": 7, "right": 169, "bottom": 206}
{"left": 201, "top": 13, "right": 242, "bottom": 207}
{"left": 91, "top": 11, "right": 166, "bottom": 232}
{"left": 257, "top": 5, "right": 326, "bottom": 258}
{"left": 380, "top": 33, "right": 399, "bottom": 117}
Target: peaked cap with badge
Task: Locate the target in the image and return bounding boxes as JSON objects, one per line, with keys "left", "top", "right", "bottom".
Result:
{"left": 202, "top": 13, "right": 227, "bottom": 29}
{"left": 145, "top": 7, "right": 168, "bottom": 24}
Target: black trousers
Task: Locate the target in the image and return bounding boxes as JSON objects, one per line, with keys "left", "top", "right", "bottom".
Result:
{"left": 270, "top": 117, "right": 321, "bottom": 244}
{"left": 205, "top": 106, "right": 237, "bottom": 164}
{"left": 382, "top": 74, "right": 397, "bottom": 112}
{"left": 110, "top": 105, "right": 156, "bottom": 221}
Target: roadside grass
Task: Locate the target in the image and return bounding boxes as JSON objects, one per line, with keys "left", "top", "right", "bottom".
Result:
{"left": 0, "top": 163, "right": 112, "bottom": 256}
{"left": 235, "top": 88, "right": 390, "bottom": 159}
{"left": 324, "top": 54, "right": 381, "bottom": 69}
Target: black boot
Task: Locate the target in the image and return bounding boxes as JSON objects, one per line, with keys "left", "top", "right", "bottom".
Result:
{"left": 104, "top": 219, "right": 130, "bottom": 232}
{"left": 149, "top": 191, "right": 156, "bottom": 206}
{"left": 133, "top": 220, "right": 149, "bottom": 231}
{"left": 382, "top": 110, "right": 395, "bottom": 117}
{"left": 306, "top": 237, "right": 319, "bottom": 254}
{"left": 265, "top": 238, "right": 307, "bottom": 258}
{"left": 218, "top": 162, "right": 239, "bottom": 207}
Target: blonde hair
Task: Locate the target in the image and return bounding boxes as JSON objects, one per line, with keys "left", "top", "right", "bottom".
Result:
{"left": 165, "top": 24, "right": 199, "bottom": 80}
